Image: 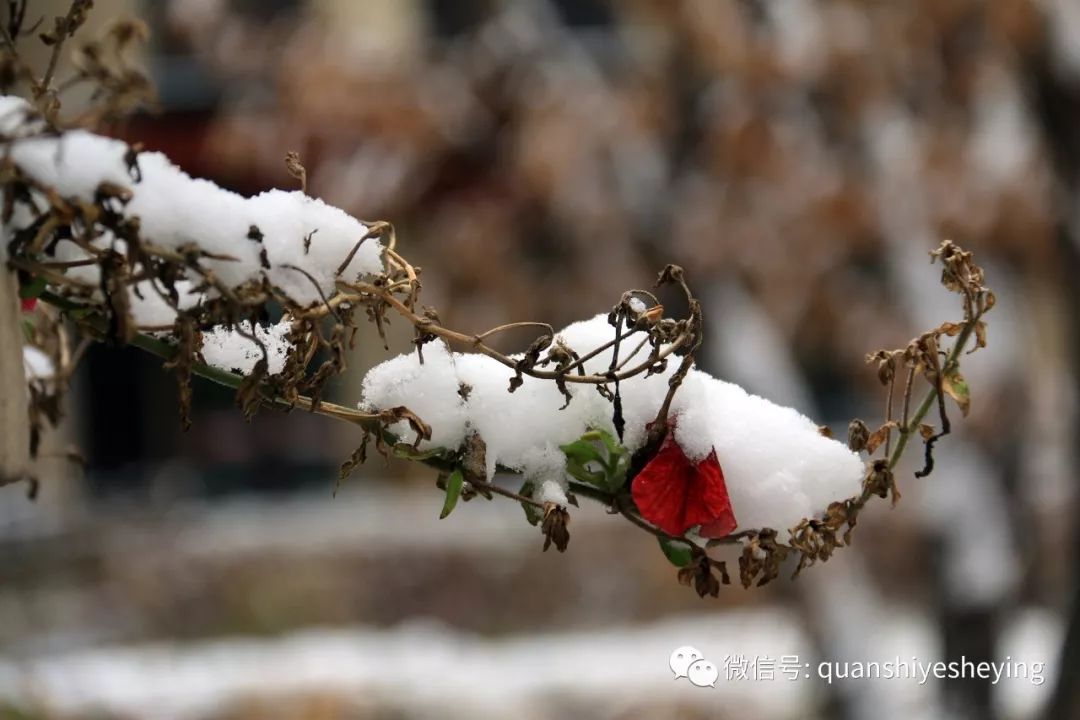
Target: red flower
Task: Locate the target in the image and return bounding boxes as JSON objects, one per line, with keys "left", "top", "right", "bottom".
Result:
{"left": 631, "top": 428, "right": 737, "bottom": 538}
{"left": 20, "top": 297, "right": 36, "bottom": 312}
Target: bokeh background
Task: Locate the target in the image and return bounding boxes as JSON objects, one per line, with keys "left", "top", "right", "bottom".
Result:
{"left": 2, "top": 0, "right": 1079, "bottom": 718}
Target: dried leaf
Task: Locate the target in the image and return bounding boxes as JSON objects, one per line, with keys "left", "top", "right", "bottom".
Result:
{"left": 847, "top": 419, "right": 869, "bottom": 452}
{"left": 461, "top": 432, "right": 487, "bottom": 483}
{"left": 541, "top": 502, "right": 570, "bottom": 552}
{"left": 285, "top": 151, "right": 306, "bottom": 193}
{"left": 864, "top": 422, "right": 897, "bottom": 455}
{"left": 941, "top": 367, "right": 971, "bottom": 417}
{"left": 336, "top": 439, "right": 369, "bottom": 496}
{"left": 973, "top": 320, "right": 987, "bottom": 351}
{"left": 235, "top": 357, "right": 268, "bottom": 421}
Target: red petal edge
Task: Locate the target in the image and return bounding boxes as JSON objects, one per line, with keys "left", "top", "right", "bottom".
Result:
{"left": 695, "top": 449, "right": 738, "bottom": 538}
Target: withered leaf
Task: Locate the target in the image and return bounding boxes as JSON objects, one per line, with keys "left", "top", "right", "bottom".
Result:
{"left": 864, "top": 422, "right": 898, "bottom": 455}
{"left": 336, "top": 438, "right": 370, "bottom": 496}
{"left": 941, "top": 367, "right": 971, "bottom": 417}
{"left": 866, "top": 350, "right": 897, "bottom": 385}
{"left": 936, "top": 321, "right": 964, "bottom": 337}
{"left": 677, "top": 555, "right": 720, "bottom": 598}
{"left": 461, "top": 432, "right": 487, "bottom": 484}
{"left": 285, "top": 151, "right": 306, "bottom": 192}
{"left": 847, "top": 419, "right": 869, "bottom": 452}
{"left": 714, "top": 560, "right": 731, "bottom": 585}
{"left": 235, "top": 357, "right": 268, "bottom": 421}
{"left": 973, "top": 320, "right": 987, "bottom": 351}
{"left": 541, "top": 502, "right": 570, "bottom": 552}
{"left": 378, "top": 405, "right": 432, "bottom": 448}
{"left": 655, "top": 264, "right": 685, "bottom": 287}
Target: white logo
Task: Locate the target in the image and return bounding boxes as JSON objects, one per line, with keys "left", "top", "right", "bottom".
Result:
{"left": 670, "top": 646, "right": 717, "bottom": 687}
{"left": 687, "top": 659, "right": 719, "bottom": 687}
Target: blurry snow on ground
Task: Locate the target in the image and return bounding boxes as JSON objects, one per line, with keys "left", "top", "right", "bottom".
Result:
{"left": 0, "top": 611, "right": 814, "bottom": 720}
{"left": 0, "top": 483, "right": 582, "bottom": 552}
{"left": 996, "top": 608, "right": 1061, "bottom": 720}
{"left": 0, "top": 605, "right": 1058, "bottom": 720}
{"left": 0, "top": 488, "right": 1059, "bottom": 720}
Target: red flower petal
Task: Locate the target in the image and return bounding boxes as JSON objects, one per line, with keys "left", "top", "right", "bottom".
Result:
{"left": 630, "top": 433, "right": 694, "bottom": 535}
{"left": 20, "top": 297, "right": 37, "bottom": 312}
{"left": 690, "top": 450, "right": 738, "bottom": 539}
{"left": 631, "top": 431, "right": 737, "bottom": 538}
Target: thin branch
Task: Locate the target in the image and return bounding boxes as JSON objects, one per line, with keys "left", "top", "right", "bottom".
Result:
{"left": 888, "top": 318, "right": 976, "bottom": 472}
{"left": 38, "top": 1, "right": 86, "bottom": 97}
{"left": 474, "top": 321, "right": 555, "bottom": 342}
{"left": 341, "top": 279, "right": 690, "bottom": 386}
{"left": 468, "top": 477, "right": 545, "bottom": 509}
{"left": 883, "top": 363, "right": 896, "bottom": 456}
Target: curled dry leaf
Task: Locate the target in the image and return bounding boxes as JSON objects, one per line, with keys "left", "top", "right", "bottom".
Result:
{"left": 541, "top": 502, "right": 570, "bottom": 552}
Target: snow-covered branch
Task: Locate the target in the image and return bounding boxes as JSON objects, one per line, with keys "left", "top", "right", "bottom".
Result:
{"left": 0, "top": 15, "right": 996, "bottom": 596}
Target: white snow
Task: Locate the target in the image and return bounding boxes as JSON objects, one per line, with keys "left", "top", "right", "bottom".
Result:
{"left": 0, "top": 94, "right": 385, "bottom": 378}
{"left": 128, "top": 279, "right": 205, "bottom": 328}
{"left": 22, "top": 346, "right": 54, "bottom": 381}
{"left": 362, "top": 314, "right": 865, "bottom": 536}
{"left": 360, "top": 340, "right": 468, "bottom": 452}
{"left": 0, "top": 96, "right": 383, "bottom": 307}
{"left": 0, "top": 612, "right": 814, "bottom": 720}
{"left": 537, "top": 477, "right": 570, "bottom": 506}
{"left": 0, "top": 604, "right": 1054, "bottom": 720}
{"left": 200, "top": 320, "right": 293, "bottom": 376}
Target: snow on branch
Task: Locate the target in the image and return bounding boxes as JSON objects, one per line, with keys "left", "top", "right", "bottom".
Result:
{"left": 0, "top": 23, "right": 996, "bottom": 596}
{"left": 360, "top": 316, "right": 865, "bottom": 539}
{"left": 0, "top": 95, "right": 384, "bottom": 306}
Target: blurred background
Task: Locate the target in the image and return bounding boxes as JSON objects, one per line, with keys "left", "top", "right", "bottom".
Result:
{"left": 1, "top": 0, "right": 1079, "bottom": 718}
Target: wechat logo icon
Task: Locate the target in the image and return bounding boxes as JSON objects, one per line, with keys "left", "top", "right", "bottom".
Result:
{"left": 670, "top": 646, "right": 718, "bottom": 688}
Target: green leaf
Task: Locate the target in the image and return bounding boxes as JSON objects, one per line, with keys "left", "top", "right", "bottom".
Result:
{"left": 658, "top": 536, "right": 695, "bottom": 568}
{"left": 608, "top": 453, "right": 631, "bottom": 490}
{"left": 18, "top": 275, "right": 46, "bottom": 300}
{"left": 565, "top": 458, "right": 607, "bottom": 488}
{"left": 559, "top": 439, "right": 604, "bottom": 467}
{"left": 519, "top": 480, "right": 543, "bottom": 526}
{"left": 561, "top": 428, "right": 631, "bottom": 492}
{"left": 439, "top": 468, "right": 464, "bottom": 519}
{"left": 593, "top": 428, "right": 627, "bottom": 460}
